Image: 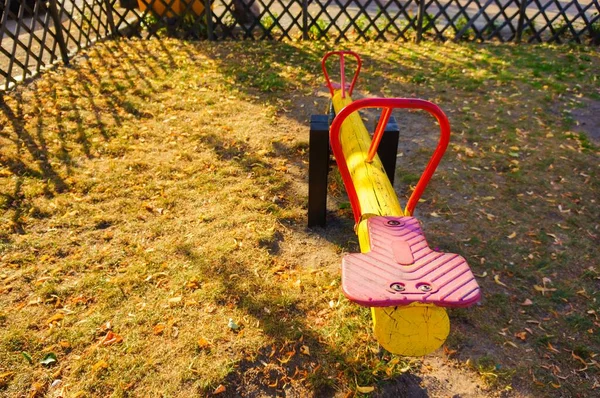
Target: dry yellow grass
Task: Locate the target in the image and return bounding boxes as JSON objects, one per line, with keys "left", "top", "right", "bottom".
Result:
{"left": 1, "top": 38, "right": 599, "bottom": 397}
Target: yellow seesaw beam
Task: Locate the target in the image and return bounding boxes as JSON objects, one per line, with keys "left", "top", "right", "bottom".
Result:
{"left": 332, "top": 91, "right": 450, "bottom": 356}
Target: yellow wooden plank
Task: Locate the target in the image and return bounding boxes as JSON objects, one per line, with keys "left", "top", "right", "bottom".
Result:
{"left": 334, "top": 89, "right": 449, "bottom": 356}
{"left": 331, "top": 92, "right": 403, "bottom": 219}
{"left": 371, "top": 305, "right": 449, "bottom": 356}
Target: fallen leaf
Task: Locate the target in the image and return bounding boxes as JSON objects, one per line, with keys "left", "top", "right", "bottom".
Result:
{"left": 0, "top": 372, "right": 15, "bottom": 387}
{"left": 168, "top": 296, "right": 182, "bottom": 305}
{"left": 213, "top": 384, "right": 226, "bottom": 394}
{"left": 52, "top": 367, "right": 62, "bottom": 379}
{"left": 27, "top": 298, "right": 43, "bottom": 306}
{"left": 515, "top": 332, "right": 527, "bottom": 340}
{"left": 398, "top": 364, "right": 411, "bottom": 373}
{"left": 300, "top": 345, "right": 310, "bottom": 356}
{"left": 547, "top": 343, "right": 560, "bottom": 353}
{"left": 571, "top": 352, "right": 587, "bottom": 365}
{"left": 153, "top": 324, "right": 165, "bottom": 335}
{"left": 542, "top": 277, "right": 553, "bottom": 285}
{"left": 22, "top": 351, "right": 33, "bottom": 364}
{"left": 46, "top": 313, "right": 64, "bottom": 325}
{"left": 123, "top": 381, "right": 135, "bottom": 391}
{"left": 59, "top": 340, "right": 71, "bottom": 349}
{"left": 145, "top": 272, "right": 168, "bottom": 282}
{"left": 507, "top": 232, "right": 517, "bottom": 239}
{"left": 494, "top": 275, "right": 508, "bottom": 287}
{"left": 576, "top": 289, "right": 590, "bottom": 298}
{"left": 28, "top": 381, "right": 46, "bottom": 397}
{"left": 186, "top": 278, "right": 200, "bottom": 290}
{"left": 521, "top": 299, "right": 533, "bottom": 306}
{"left": 205, "top": 305, "right": 217, "bottom": 314}
{"left": 92, "top": 360, "right": 108, "bottom": 373}
{"left": 0, "top": 372, "right": 14, "bottom": 379}
{"left": 101, "top": 331, "right": 123, "bottom": 345}
{"left": 227, "top": 318, "right": 239, "bottom": 331}
{"left": 278, "top": 349, "right": 296, "bottom": 364}
{"left": 356, "top": 385, "right": 375, "bottom": 393}
{"left": 443, "top": 345, "right": 457, "bottom": 356}
{"left": 197, "top": 337, "right": 211, "bottom": 350}
{"left": 40, "top": 353, "right": 58, "bottom": 367}
{"left": 430, "top": 212, "right": 440, "bottom": 218}
{"left": 534, "top": 285, "right": 557, "bottom": 295}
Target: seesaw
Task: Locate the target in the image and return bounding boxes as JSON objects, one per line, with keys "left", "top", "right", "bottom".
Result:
{"left": 308, "top": 51, "right": 481, "bottom": 356}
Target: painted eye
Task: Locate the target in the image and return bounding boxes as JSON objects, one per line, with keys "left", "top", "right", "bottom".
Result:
{"left": 418, "top": 284, "right": 433, "bottom": 292}
{"left": 390, "top": 282, "right": 405, "bottom": 292}
{"left": 386, "top": 220, "right": 402, "bottom": 226}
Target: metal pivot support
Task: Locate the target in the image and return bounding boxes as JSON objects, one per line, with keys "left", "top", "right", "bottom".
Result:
{"left": 374, "top": 116, "right": 400, "bottom": 186}
{"left": 307, "top": 114, "right": 400, "bottom": 228}
{"left": 308, "top": 114, "right": 330, "bottom": 228}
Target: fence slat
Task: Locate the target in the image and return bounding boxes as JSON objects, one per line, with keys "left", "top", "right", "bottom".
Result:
{"left": 48, "top": 0, "right": 70, "bottom": 65}
{"left": 302, "top": 0, "right": 308, "bottom": 40}
{"left": 103, "top": 0, "right": 118, "bottom": 36}
{"left": 416, "top": 0, "right": 425, "bottom": 43}
{"left": 205, "top": 0, "right": 214, "bottom": 40}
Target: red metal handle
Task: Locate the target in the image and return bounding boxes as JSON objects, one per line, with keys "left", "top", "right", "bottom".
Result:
{"left": 329, "top": 98, "right": 451, "bottom": 223}
{"left": 321, "top": 51, "right": 362, "bottom": 99}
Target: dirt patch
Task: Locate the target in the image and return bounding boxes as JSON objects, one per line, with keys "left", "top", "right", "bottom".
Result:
{"left": 570, "top": 97, "right": 600, "bottom": 143}
{"left": 419, "top": 357, "right": 507, "bottom": 398}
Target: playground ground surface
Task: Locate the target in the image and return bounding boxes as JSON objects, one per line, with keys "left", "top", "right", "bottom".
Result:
{"left": 0, "top": 38, "right": 598, "bottom": 397}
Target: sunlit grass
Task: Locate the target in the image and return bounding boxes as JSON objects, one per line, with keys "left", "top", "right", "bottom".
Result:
{"left": 0, "top": 38, "right": 599, "bottom": 397}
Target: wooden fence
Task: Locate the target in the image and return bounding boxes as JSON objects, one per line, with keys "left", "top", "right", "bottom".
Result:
{"left": 1, "top": 0, "right": 599, "bottom": 91}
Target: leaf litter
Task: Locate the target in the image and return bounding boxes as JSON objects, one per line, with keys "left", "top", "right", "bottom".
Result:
{"left": 0, "top": 38, "right": 598, "bottom": 397}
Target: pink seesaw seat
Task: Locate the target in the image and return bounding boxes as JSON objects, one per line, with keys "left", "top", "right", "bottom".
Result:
{"left": 342, "top": 216, "right": 481, "bottom": 308}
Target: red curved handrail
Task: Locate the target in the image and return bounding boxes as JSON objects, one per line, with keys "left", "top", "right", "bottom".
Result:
{"left": 321, "top": 51, "right": 362, "bottom": 99}
{"left": 329, "top": 98, "right": 451, "bottom": 223}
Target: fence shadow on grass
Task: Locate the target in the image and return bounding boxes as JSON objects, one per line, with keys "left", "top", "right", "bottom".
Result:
{"left": 6, "top": 36, "right": 593, "bottom": 395}
{"left": 0, "top": 37, "right": 176, "bottom": 237}
{"left": 177, "top": 130, "right": 430, "bottom": 396}
{"left": 187, "top": 94, "right": 438, "bottom": 395}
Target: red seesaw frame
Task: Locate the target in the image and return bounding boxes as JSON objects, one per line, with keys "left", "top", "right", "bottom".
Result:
{"left": 329, "top": 98, "right": 451, "bottom": 223}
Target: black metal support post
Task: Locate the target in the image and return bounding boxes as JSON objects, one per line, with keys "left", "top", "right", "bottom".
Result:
{"left": 374, "top": 116, "right": 400, "bottom": 185}
{"left": 308, "top": 114, "right": 330, "bottom": 228}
